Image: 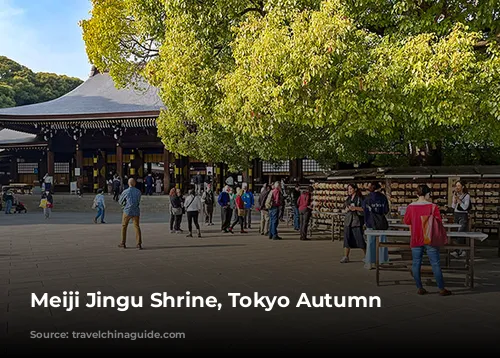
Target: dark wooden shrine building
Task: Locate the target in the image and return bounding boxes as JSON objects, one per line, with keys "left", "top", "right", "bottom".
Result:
{"left": 0, "top": 67, "right": 198, "bottom": 193}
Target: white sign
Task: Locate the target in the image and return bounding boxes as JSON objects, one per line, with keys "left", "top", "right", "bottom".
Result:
{"left": 75, "top": 168, "right": 81, "bottom": 176}
{"left": 206, "top": 166, "right": 213, "bottom": 174}
{"left": 70, "top": 182, "right": 77, "bottom": 193}
{"left": 237, "top": 175, "right": 243, "bottom": 182}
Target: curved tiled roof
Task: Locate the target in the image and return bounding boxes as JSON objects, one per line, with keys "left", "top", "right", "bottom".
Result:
{"left": 0, "top": 72, "right": 164, "bottom": 118}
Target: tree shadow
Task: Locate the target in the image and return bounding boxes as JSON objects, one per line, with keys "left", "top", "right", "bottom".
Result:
{"left": 142, "top": 244, "right": 247, "bottom": 250}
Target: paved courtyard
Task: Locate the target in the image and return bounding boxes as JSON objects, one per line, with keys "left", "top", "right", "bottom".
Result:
{"left": 1, "top": 210, "right": 500, "bottom": 351}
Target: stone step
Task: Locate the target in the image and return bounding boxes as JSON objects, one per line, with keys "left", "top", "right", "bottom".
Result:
{"left": 9, "top": 194, "right": 171, "bottom": 213}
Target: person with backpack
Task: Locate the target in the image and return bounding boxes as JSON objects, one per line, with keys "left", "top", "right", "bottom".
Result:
{"left": 3, "top": 189, "right": 14, "bottom": 214}
{"left": 451, "top": 180, "right": 471, "bottom": 258}
{"left": 265, "top": 181, "right": 283, "bottom": 240}
{"left": 363, "top": 181, "right": 390, "bottom": 269}
{"left": 201, "top": 183, "right": 215, "bottom": 225}
{"left": 218, "top": 185, "right": 232, "bottom": 233}
{"left": 258, "top": 183, "right": 271, "bottom": 236}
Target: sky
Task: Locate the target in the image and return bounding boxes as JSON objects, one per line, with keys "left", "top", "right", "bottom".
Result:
{"left": 0, "top": 0, "right": 92, "bottom": 80}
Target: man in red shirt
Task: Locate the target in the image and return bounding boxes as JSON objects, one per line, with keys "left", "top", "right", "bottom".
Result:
{"left": 267, "top": 181, "right": 283, "bottom": 240}
{"left": 297, "top": 186, "right": 313, "bottom": 240}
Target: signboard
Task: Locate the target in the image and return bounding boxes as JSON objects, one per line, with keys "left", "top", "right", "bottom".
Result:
{"left": 75, "top": 168, "right": 81, "bottom": 176}
{"left": 70, "top": 182, "right": 77, "bottom": 193}
{"left": 237, "top": 175, "right": 243, "bottom": 182}
{"left": 33, "top": 168, "right": 38, "bottom": 174}
{"left": 206, "top": 166, "right": 213, "bottom": 174}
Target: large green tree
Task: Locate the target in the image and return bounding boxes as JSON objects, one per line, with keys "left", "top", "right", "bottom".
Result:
{"left": 0, "top": 56, "right": 83, "bottom": 108}
{"left": 81, "top": 0, "right": 500, "bottom": 167}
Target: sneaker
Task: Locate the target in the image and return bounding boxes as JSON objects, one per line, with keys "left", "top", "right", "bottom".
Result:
{"left": 186, "top": 233, "right": 193, "bottom": 238}
{"left": 118, "top": 244, "right": 126, "bottom": 249}
{"left": 136, "top": 244, "right": 143, "bottom": 250}
{"left": 198, "top": 232, "right": 202, "bottom": 238}
{"left": 170, "top": 230, "right": 175, "bottom": 233}
{"left": 340, "top": 256, "right": 349, "bottom": 263}
{"left": 240, "top": 230, "right": 248, "bottom": 234}
{"left": 175, "top": 231, "right": 181, "bottom": 234}
{"left": 439, "top": 289, "right": 452, "bottom": 296}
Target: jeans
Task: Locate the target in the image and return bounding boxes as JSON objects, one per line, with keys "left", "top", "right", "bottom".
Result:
{"left": 231, "top": 215, "right": 244, "bottom": 231}
{"left": 5, "top": 199, "right": 12, "bottom": 214}
{"left": 454, "top": 212, "right": 468, "bottom": 245}
{"left": 43, "top": 207, "right": 51, "bottom": 218}
{"left": 121, "top": 214, "right": 142, "bottom": 245}
{"left": 95, "top": 207, "right": 105, "bottom": 223}
{"left": 411, "top": 245, "right": 445, "bottom": 290}
{"left": 293, "top": 206, "right": 300, "bottom": 230}
{"left": 299, "top": 209, "right": 311, "bottom": 240}
{"left": 187, "top": 211, "right": 200, "bottom": 232}
{"left": 365, "top": 229, "right": 389, "bottom": 266}
{"left": 269, "top": 207, "right": 279, "bottom": 239}
{"left": 174, "top": 214, "right": 183, "bottom": 231}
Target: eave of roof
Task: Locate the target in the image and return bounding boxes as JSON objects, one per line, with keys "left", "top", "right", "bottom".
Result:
{"left": 0, "top": 71, "right": 164, "bottom": 120}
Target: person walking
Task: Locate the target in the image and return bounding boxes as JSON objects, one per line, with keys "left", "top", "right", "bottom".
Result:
{"left": 258, "top": 183, "right": 271, "bottom": 236}
{"left": 290, "top": 184, "right": 301, "bottom": 231}
{"left": 265, "top": 181, "right": 283, "bottom": 240}
{"left": 194, "top": 172, "right": 204, "bottom": 195}
{"left": 112, "top": 175, "right": 121, "bottom": 201}
{"left": 404, "top": 184, "right": 451, "bottom": 296}
{"left": 218, "top": 185, "right": 232, "bottom": 233}
{"left": 184, "top": 189, "right": 202, "bottom": 237}
{"left": 168, "top": 188, "right": 178, "bottom": 233}
{"left": 363, "top": 181, "right": 390, "bottom": 269}
{"left": 40, "top": 190, "right": 54, "bottom": 219}
{"left": 155, "top": 177, "right": 162, "bottom": 194}
{"left": 340, "top": 184, "right": 365, "bottom": 263}
{"left": 297, "top": 186, "right": 313, "bottom": 240}
{"left": 229, "top": 188, "right": 247, "bottom": 234}
{"left": 201, "top": 183, "right": 215, "bottom": 225}
{"left": 3, "top": 189, "right": 14, "bottom": 214}
{"left": 145, "top": 173, "right": 154, "bottom": 196}
{"left": 118, "top": 178, "right": 142, "bottom": 249}
{"left": 93, "top": 188, "right": 106, "bottom": 224}
{"left": 242, "top": 183, "right": 254, "bottom": 229}
{"left": 451, "top": 180, "right": 471, "bottom": 258}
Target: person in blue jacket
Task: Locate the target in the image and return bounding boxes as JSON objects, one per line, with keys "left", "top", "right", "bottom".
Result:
{"left": 363, "top": 181, "right": 390, "bottom": 269}
{"left": 241, "top": 183, "right": 254, "bottom": 229}
{"left": 218, "top": 185, "right": 232, "bottom": 233}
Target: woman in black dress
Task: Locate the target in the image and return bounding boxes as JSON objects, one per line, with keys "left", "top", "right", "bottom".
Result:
{"left": 340, "top": 183, "right": 366, "bottom": 263}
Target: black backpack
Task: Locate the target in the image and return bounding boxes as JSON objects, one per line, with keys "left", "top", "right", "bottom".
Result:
{"left": 205, "top": 191, "right": 214, "bottom": 205}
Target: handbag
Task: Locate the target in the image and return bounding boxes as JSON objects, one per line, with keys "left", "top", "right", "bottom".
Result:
{"left": 421, "top": 204, "right": 448, "bottom": 246}
{"left": 238, "top": 208, "right": 245, "bottom": 217}
{"left": 39, "top": 198, "right": 47, "bottom": 209}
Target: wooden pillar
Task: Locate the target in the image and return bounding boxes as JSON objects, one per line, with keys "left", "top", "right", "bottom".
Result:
{"left": 47, "top": 148, "right": 54, "bottom": 176}
{"left": 76, "top": 142, "right": 83, "bottom": 190}
{"left": 163, "top": 147, "right": 170, "bottom": 194}
{"left": 174, "top": 153, "right": 181, "bottom": 189}
{"left": 116, "top": 144, "right": 123, "bottom": 179}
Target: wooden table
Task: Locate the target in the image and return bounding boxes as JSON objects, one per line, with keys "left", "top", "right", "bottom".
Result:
{"left": 484, "top": 219, "right": 500, "bottom": 257}
{"left": 390, "top": 223, "right": 462, "bottom": 231}
{"left": 367, "top": 230, "right": 488, "bottom": 288}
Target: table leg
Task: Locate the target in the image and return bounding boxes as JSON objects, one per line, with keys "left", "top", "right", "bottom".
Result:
{"left": 376, "top": 236, "right": 380, "bottom": 286}
{"left": 470, "top": 237, "right": 475, "bottom": 289}
{"left": 331, "top": 215, "right": 335, "bottom": 241}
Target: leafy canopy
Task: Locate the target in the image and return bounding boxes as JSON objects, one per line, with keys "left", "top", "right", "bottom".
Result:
{"left": 81, "top": 0, "right": 500, "bottom": 167}
{"left": 0, "top": 56, "right": 83, "bottom": 108}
